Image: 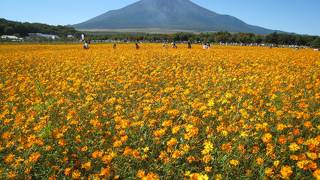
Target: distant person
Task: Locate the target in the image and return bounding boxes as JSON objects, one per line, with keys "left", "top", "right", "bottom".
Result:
{"left": 83, "top": 40, "right": 89, "bottom": 49}
{"left": 172, "top": 42, "right": 177, "bottom": 48}
{"left": 187, "top": 41, "right": 192, "bottom": 49}
{"left": 203, "top": 42, "right": 208, "bottom": 49}
{"left": 135, "top": 43, "right": 140, "bottom": 50}
{"left": 163, "top": 42, "right": 168, "bottom": 48}
{"left": 81, "top": 34, "right": 85, "bottom": 42}
{"left": 207, "top": 42, "right": 211, "bottom": 48}
{"left": 113, "top": 43, "right": 117, "bottom": 49}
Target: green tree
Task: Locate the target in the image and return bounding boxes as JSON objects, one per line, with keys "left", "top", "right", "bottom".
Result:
{"left": 4, "top": 26, "right": 14, "bottom": 35}
{"left": 310, "top": 38, "right": 320, "bottom": 48}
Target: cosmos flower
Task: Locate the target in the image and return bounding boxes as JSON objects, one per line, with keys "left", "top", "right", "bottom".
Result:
{"left": 0, "top": 44, "right": 319, "bottom": 179}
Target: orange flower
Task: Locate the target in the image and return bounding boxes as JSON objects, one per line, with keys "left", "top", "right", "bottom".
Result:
{"left": 64, "top": 168, "right": 72, "bottom": 176}
{"left": 293, "top": 128, "right": 300, "bottom": 136}
{"left": 304, "top": 121, "right": 312, "bottom": 128}
{"left": 313, "top": 169, "right": 320, "bottom": 179}
{"left": 280, "top": 166, "right": 293, "bottom": 179}
{"left": 172, "top": 150, "right": 182, "bottom": 159}
{"left": 256, "top": 157, "right": 264, "bottom": 165}
{"left": 167, "top": 138, "right": 178, "bottom": 147}
{"left": 92, "top": 151, "right": 104, "bottom": 159}
{"left": 28, "top": 152, "right": 41, "bottom": 163}
{"left": 278, "top": 136, "right": 287, "bottom": 144}
{"left": 4, "top": 153, "right": 15, "bottom": 164}
{"left": 100, "top": 167, "right": 110, "bottom": 177}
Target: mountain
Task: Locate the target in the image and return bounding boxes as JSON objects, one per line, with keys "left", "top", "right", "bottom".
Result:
{"left": 74, "top": 0, "right": 275, "bottom": 34}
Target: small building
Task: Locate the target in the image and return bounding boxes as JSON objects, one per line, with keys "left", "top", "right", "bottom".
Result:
{"left": 67, "top": 35, "right": 74, "bottom": 38}
{"left": 28, "top": 33, "right": 60, "bottom": 40}
{"left": 1, "top": 35, "right": 23, "bottom": 41}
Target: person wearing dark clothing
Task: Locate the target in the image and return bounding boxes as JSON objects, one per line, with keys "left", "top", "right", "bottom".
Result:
{"left": 172, "top": 42, "right": 177, "bottom": 48}
{"left": 113, "top": 43, "right": 117, "bottom": 49}
{"left": 187, "top": 41, "right": 192, "bottom": 49}
{"left": 135, "top": 43, "right": 140, "bottom": 50}
{"left": 83, "top": 40, "right": 89, "bottom": 49}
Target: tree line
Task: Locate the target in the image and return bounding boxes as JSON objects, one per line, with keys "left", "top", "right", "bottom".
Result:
{"left": 0, "top": 18, "right": 80, "bottom": 39}
{"left": 88, "top": 31, "right": 320, "bottom": 48}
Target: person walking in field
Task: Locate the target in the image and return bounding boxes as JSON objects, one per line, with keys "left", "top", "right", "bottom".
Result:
{"left": 81, "top": 34, "right": 85, "bottom": 42}
{"left": 172, "top": 42, "right": 177, "bottom": 48}
{"left": 203, "top": 42, "right": 210, "bottom": 49}
{"left": 135, "top": 42, "right": 140, "bottom": 50}
{"left": 187, "top": 41, "right": 192, "bottom": 49}
{"left": 163, "top": 42, "right": 168, "bottom": 48}
{"left": 203, "top": 42, "right": 208, "bottom": 49}
{"left": 83, "top": 40, "right": 89, "bottom": 49}
{"left": 113, "top": 43, "right": 117, "bottom": 49}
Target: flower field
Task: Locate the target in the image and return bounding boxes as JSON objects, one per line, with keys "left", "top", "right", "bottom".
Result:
{"left": 0, "top": 44, "right": 320, "bottom": 179}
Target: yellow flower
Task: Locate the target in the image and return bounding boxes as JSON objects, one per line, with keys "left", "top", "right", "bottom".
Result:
{"left": 264, "top": 167, "right": 274, "bottom": 176}
{"left": 167, "top": 109, "right": 180, "bottom": 117}
{"left": 198, "top": 174, "right": 209, "bottom": 180}
{"left": 137, "top": 170, "right": 146, "bottom": 178}
{"left": 162, "top": 120, "right": 173, "bottom": 127}
{"left": 307, "top": 152, "right": 318, "bottom": 160}
{"left": 289, "top": 143, "right": 300, "bottom": 152}
{"left": 273, "top": 160, "right": 280, "bottom": 168}
{"left": 171, "top": 125, "right": 181, "bottom": 134}
{"left": 189, "top": 173, "right": 209, "bottom": 180}
{"left": 113, "top": 140, "right": 123, "bottom": 148}
{"left": 153, "top": 128, "right": 166, "bottom": 138}
{"left": 229, "top": 159, "right": 239, "bottom": 166}
{"left": 143, "top": 147, "right": 150, "bottom": 153}
{"left": 202, "top": 155, "right": 212, "bottom": 164}
{"left": 205, "top": 166, "right": 212, "bottom": 172}
{"left": 207, "top": 99, "right": 215, "bottom": 107}
{"left": 184, "top": 124, "right": 199, "bottom": 140}
{"left": 8, "top": 171, "right": 17, "bottom": 179}
{"left": 81, "top": 161, "right": 91, "bottom": 171}
{"left": 202, "top": 141, "right": 214, "bottom": 155}
{"left": 215, "top": 174, "right": 223, "bottom": 180}
{"left": 256, "top": 157, "right": 264, "bottom": 165}
{"left": 276, "top": 123, "right": 287, "bottom": 131}
{"left": 280, "top": 166, "right": 293, "bottom": 179}
{"left": 262, "top": 133, "right": 273, "bottom": 143}
{"left": 72, "top": 170, "right": 81, "bottom": 179}
{"left": 81, "top": 146, "right": 88, "bottom": 152}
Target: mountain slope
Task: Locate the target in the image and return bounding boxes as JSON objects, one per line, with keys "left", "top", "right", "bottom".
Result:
{"left": 74, "top": 0, "right": 274, "bottom": 34}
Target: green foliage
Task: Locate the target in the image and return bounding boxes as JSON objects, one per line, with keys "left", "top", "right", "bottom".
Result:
{"left": 87, "top": 31, "right": 319, "bottom": 47}
{"left": 0, "top": 18, "right": 79, "bottom": 38}
{"left": 310, "top": 37, "right": 320, "bottom": 48}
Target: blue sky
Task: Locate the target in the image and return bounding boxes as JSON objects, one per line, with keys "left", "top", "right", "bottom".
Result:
{"left": 1, "top": 0, "right": 319, "bottom": 35}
